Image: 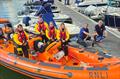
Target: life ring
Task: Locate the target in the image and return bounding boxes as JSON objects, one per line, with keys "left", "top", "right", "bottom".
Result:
{"left": 34, "top": 40, "right": 44, "bottom": 53}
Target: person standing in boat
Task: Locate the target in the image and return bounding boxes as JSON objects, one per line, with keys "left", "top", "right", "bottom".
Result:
{"left": 77, "top": 23, "right": 91, "bottom": 47}
{"left": 46, "top": 21, "right": 57, "bottom": 43}
{"left": 13, "top": 24, "right": 29, "bottom": 58}
{"left": 92, "top": 20, "right": 107, "bottom": 46}
{"left": 57, "top": 23, "right": 70, "bottom": 59}
{"left": 34, "top": 16, "right": 48, "bottom": 43}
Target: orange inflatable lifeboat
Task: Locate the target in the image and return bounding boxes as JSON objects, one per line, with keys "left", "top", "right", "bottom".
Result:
{"left": 0, "top": 18, "right": 9, "bottom": 23}
{"left": 0, "top": 39, "right": 120, "bottom": 79}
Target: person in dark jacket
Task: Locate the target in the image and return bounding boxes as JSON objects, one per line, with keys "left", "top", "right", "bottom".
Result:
{"left": 92, "top": 20, "right": 107, "bottom": 47}
{"left": 77, "top": 23, "right": 91, "bottom": 47}
{"left": 94, "top": 20, "right": 107, "bottom": 42}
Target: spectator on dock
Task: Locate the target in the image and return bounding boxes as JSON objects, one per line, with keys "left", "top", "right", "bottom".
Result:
{"left": 77, "top": 23, "right": 91, "bottom": 47}
{"left": 75, "top": 0, "right": 83, "bottom": 5}
{"left": 64, "top": 0, "right": 70, "bottom": 5}
{"left": 92, "top": 20, "right": 107, "bottom": 46}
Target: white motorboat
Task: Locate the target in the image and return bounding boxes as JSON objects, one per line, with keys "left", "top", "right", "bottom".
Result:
{"left": 77, "top": 0, "right": 107, "bottom": 7}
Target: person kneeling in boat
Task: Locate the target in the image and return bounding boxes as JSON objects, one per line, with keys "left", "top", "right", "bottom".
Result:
{"left": 13, "top": 24, "right": 29, "bottom": 58}
{"left": 77, "top": 23, "right": 91, "bottom": 48}
{"left": 46, "top": 21, "right": 57, "bottom": 43}
{"left": 34, "top": 16, "right": 48, "bottom": 43}
{"left": 92, "top": 20, "right": 107, "bottom": 46}
{"left": 57, "top": 23, "right": 70, "bottom": 60}
{"left": 0, "top": 28, "right": 6, "bottom": 44}
{"left": 2, "top": 23, "right": 14, "bottom": 40}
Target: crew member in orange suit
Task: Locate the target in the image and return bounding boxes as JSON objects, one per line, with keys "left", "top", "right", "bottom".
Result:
{"left": 13, "top": 24, "right": 29, "bottom": 58}
{"left": 34, "top": 16, "right": 48, "bottom": 43}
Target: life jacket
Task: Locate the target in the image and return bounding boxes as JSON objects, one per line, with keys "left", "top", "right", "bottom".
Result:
{"left": 18, "top": 31, "right": 27, "bottom": 43}
{"left": 60, "top": 31, "right": 66, "bottom": 40}
{"left": 37, "top": 22, "right": 46, "bottom": 33}
{"left": 48, "top": 27, "right": 56, "bottom": 39}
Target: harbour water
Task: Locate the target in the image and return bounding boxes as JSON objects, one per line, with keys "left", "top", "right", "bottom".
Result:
{"left": 0, "top": 0, "right": 32, "bottom": 79}
{"left": 0, "top": 0, "right": 28, "bottom": 24}
{"left": 0, "top": 66, "right": 33, "bottom": 79}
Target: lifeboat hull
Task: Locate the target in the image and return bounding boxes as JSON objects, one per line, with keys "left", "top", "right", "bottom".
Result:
{"left": 0, "top": 54, "right": 120, "bottom": 79}
{"left": 0, "top": 41, "right": 120, "bottom": 79}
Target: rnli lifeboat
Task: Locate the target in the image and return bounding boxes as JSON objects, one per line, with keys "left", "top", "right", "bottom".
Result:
{"left": 0, "top": 18, "right": 9, "bottom": 24}
{"left": 0, "top": 38, "right": 120, "bottom": 79}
